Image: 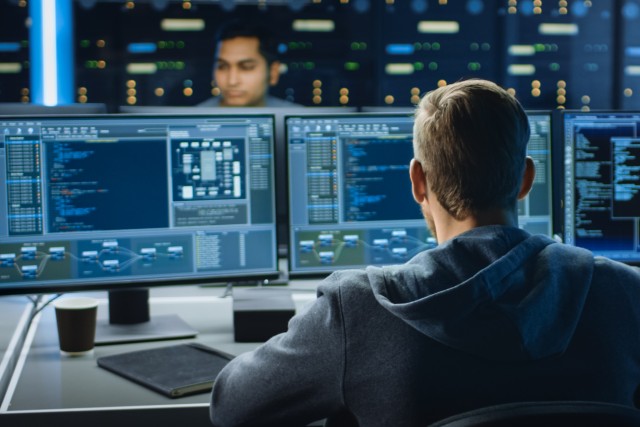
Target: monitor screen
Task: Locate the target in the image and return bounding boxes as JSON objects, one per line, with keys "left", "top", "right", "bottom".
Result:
{"left": 286, "top": 112, "right": 555, "bottom": 276}
{"left": 0, "top": 103, "right": 108, "bottom": 115}
{"left": 519, "top": 111, "right": 554, "bottom": 237}
{"left": 0, "top": 114, "right": 279, "bottom": 295}
{"left": 561, "top": 111, "right": 640, "bottom": 265}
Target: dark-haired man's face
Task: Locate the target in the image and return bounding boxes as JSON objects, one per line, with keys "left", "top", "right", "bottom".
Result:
{"left": 214, "top": 36, "right": 280, "bottom": 107}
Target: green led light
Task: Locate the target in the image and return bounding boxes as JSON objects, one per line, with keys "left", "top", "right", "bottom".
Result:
{"left": 80, "top": 40, "right": 90, "bottom": 48}
{"left": 177, "top": 41, "right": 185, "bottom": 49}
{"left": 423, "top": 42, "right": 431, "bottom": 50}
{"left": 432, "top": 42, "right": 441, "bottom": 50}
{"left": 351, "top": 42, "right": 367, "bottom": 51}
{"left": 470, "top": 43, "right": 479, "bottom": 51}
{"left": 467, "top": 62, "right": 482, "bottom": 71}
{"left": 344, "top": 61, "right": 360, "bottom": 71}
{"left": 158, "top": 41, "right": 166, "bottom": 49}
{"left": 304, "top": 62, "right": 315, "bottom": 70}
{"left": 414, "top": 62, "right": 425, "bottom": 71}
{"left": 550, "top": 63, "right": 560, "bottom": 71}
{"left": 428, "top": 62, "right": 438, "bottom": 71}
{"left": 535, "top": 43, "right": 545, "bottom": 52}
{"left": 176, "top": 61, "right": 185, "bottom": 70}
{"left": 414, "top": 42, "right": 422, "bottom": 50}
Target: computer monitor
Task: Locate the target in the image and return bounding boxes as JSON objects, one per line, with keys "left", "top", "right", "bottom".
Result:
{"left": 119, "top": 105, "right": 357, "bottom": 256}
{"left": 285, "top": 112, "right": 555, "bottom": 276}
{"left": 0, "top": 103, "right": 107, "bottom": 115}
{"left": 560, "top": 110, "right": 640, "bottom": 266}
{"left": 0, "top": 114, "right": 279, "bottom": 342}
{"left": 519, "top": 111, "right": 554, "bottom": 237}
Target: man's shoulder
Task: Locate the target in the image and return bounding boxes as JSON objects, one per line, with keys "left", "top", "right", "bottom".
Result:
{"left": 316, "top": 268, "right": 383, "bottom": 300}
{"left": 544, "top": 242, "right": 640, "bottom": 281}
{"left": 593, "top": 255, "right": 640, "bottom": 281}
{"left": 317, "top": 264, "right": 416, "bottom": 300}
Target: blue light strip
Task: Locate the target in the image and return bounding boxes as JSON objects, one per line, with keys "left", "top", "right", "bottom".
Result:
{"left": 29, "top": 1, "right": 44, "bottom": 104}
{"left": 0, "top": 42, "right": 21, "bottom": 52}
{"left": 56, "top": 0, "right": 74, "bottom": 105}
{"left": 626, "top": 47, "right": 640, "bottom": 58}
{"left": 386, "top": 44, "right": 415, "bottom": 55}
{"left": 128, "top": 43, "right": 158, "bottom": 54}
{"left": 29, "top": 0, "right": 74, "bottom": 105}
{"left": 42, "top": 0, "right": 59, "bottom": 105}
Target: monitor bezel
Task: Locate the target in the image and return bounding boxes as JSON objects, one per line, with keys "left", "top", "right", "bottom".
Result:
{"left": 0, "top": 103, "right": 108, "bottom": 115}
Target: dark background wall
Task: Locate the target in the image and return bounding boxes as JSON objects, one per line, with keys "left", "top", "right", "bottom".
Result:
{"left": 1, "top": 0, "right": 639, "bottom": 111}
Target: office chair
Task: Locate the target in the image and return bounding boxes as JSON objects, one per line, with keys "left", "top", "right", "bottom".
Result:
{"left": 427, "top": 401, "right": 640, "bottom": 427}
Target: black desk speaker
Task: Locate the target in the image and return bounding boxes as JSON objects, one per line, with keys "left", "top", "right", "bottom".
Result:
{"left": 232, "top": 288, "right": 295, "bottom": 343}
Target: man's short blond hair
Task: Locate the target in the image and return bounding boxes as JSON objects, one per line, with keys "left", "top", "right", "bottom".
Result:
{"left": 413, "top": 79, "right": 531, "bottom": 220}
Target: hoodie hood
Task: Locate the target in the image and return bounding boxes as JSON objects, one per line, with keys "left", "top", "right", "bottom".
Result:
{"left": 368, "top": 226, "right": 594, "bottom": 361}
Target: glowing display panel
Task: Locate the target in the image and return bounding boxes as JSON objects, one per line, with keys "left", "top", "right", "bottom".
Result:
{"left": 0, "top": 114, "right": 278, "bottom": 295}
{"left": 562, "top": 111, "right": 640, "bottom": 265}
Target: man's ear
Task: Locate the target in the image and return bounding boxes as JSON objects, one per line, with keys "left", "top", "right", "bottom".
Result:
{"left": 410, "top": 158, "right": 427, "bottom": 204}
{"left": 268, "top": 61, "right": 281, "bottom": 86}
{"left": 517, "top": 156, "right": 536, "bottom": 200}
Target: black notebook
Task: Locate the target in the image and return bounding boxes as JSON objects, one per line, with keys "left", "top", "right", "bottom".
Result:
{"left": 97, "top": 343, "right": 234, "bottom": 398}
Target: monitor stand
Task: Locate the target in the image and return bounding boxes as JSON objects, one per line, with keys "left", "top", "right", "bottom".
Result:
{"left": 94, "top": 288, "right": 197, "bottom": 345}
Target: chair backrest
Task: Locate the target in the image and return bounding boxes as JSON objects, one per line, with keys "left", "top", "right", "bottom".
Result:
{"left": 427, "top": 401, "right": 640, "bottom": 427}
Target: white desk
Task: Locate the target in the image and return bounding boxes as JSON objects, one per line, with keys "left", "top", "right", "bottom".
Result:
{"left": 0, "top": 296, "right": 32, "bottom": 405}
{"left": 0, "top": 282, "right": 320, "bottom": 426}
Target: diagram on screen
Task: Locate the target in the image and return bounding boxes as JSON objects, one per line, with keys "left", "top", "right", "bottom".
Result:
{"left": 172, "top": 137, "right": 245, "bottom": 201}
{"left": 295, "top": 228, "right": 435, "bottom": 268}
{"left": 0, "top": 236, "right": 192, "bottom": 283}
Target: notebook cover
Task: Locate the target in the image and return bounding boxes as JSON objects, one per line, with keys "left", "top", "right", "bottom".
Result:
{"left": 97, "top": 343, "right": 234, "bottom": 398}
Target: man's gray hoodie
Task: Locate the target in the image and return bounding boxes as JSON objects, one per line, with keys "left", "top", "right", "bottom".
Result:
{"left": 211, "top": 225, "right": 640, "bottom": 427}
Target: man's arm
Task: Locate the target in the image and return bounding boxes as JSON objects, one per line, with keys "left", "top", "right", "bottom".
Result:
{"left": 210, "top": 279, "right": 347, "bottom": 427}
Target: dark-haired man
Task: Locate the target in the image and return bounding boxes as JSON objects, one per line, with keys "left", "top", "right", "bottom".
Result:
{"left": 210, "top": 79, "right": 640, "bottom": 426}
{"left": 198, "top": 21, "right": 298, "bottom": 107}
